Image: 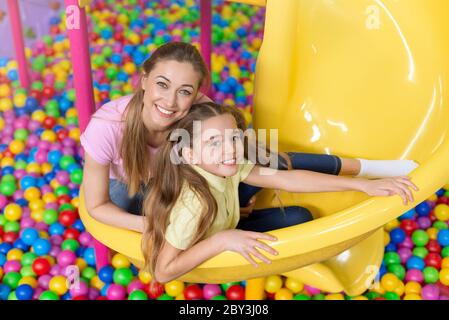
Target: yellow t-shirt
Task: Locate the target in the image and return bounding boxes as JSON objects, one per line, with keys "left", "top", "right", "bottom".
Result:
{"left": 164, "top": 160, "right": 256, "bottom": 250}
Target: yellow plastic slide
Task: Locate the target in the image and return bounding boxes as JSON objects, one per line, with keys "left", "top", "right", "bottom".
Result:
{"left": 79, "top": 0, "right": 449, "bottom": 297}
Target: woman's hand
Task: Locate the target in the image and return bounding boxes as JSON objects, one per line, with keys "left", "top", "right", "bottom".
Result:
{"left": 240, "top": 196, "right": 257, "bottom": 218}
{"left": 359, "top": 176, "right": 419, "bottom": 205}
{"left": 213, "top": 229, "right": 278, "bottom": 267}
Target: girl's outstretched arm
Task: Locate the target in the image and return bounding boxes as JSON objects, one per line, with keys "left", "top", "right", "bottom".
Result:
{"left": 242, "top": 166, "right": 419, "bottom": 205}
{"left": 154, "top": 230, "right": 278, "bottom": 283}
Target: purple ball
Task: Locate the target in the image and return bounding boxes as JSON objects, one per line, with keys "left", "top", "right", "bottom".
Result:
{"left": 20, "top": 217, "right": 35, "bottom": 229}
{"left": 35, "top": 222, "right": 48, "bottom": 231}
{"left": 49, "top": 246, "right": 62, "bottom": 258}
{"left": 50, "top": 265, "right": 61, "bottom": 276}
{"left": 13, "top": 190, "right": 24, "bottom": 201}
{"left": 33, "top": 287, "right": 44, "bottom": 300}
{"left": 26, "top": 134, "right": 39, "bottom": 147}
{"left": 50, "top": 235, "right": 63, "bottom": 246}
{"left": 417, "top": 217, "right": 432, "bottom": 229}
{"left": 397, "top": 248, "right": 412, "bottom": 264}
{"left": 14, "top": 169, "right": 27, "bottom": 180}
{"left": 88, "top": 288, "right": 100, "bottom": 300}
{"left": 400, "top": 236, "right": 414, "bottom": 249}
{"left": 45, "top": 203, "right": 59, "bottom": 210}
{"left": 41, "top": 185, "right": 53, "bottom": 194}
{"left": 38, "top": 275, "right": 52, "bottom": 289}
{"left": 422, "top": 284, "right": 440, "bottom": 300}
{"left": 62, "top": 147, "right": 75, "bottom": 156}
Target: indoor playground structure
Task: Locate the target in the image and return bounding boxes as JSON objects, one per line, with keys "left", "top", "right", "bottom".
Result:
{"left": 1, "top": 0, "right": 449, "bottom": 301}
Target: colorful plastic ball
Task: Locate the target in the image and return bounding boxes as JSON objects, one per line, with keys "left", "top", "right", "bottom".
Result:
{"left": 98, "top": 265, "right": 114, "bottom": 284}
{"left": 0, "top": 181, "right": 16, "bottom": 197}
{"left": 32, "top": 238, "right": 51, "bottom": 256}
{"left": 184, "top": 284, "right": 203, "bottom": 300}
{"left": 423, "top": 267, "right": 440, "bottom": 284}
{"left": 412, "top": 230, "right": 430, "bottom": 247}
{"left": 407, "top": 256, "right": 425, "bottom": 270}
{"left": 111, "top": 253, "right": 130, "bottom": 269}
{"left": 146, "top": 281, "right": 165, "bottom": 299}
{"left": 69, "top": 279, "right": 88, "bottom": 298}
{"left": 202, "top": 284, "right": 221, "bottom": 300}
{"left": 416, "top": 202, "right": 431, "bottom": 217}
{"left": 21, "top": 228, "right": 39, "bottom": 246}
{"left": 128, "top": 290, "right": 148, "bottom": 300}
{"left": 113, "top": 268, "right": 133, "bottom": 286}
{"left": 39, "top": 290, "right": 59, "bottom": 300}
{"left": 165, "top": 280, "right": 185, "bottom": 297}
{"left": 434, "top": 204, "right": 449, "bottom": 221}
{"left": 275, "top": 288, "right": 293, "bottom": 300}
{"left": 437, "top": 229, "right": 449, "bottom": 247}
{"left": 83, "top": 247, "right": 96, "bottom": 266}
{"left": 421, "top": 284, "right": 440, "bottom": 300}
{"left": 390, "top": 228, "right": 406, "bottom": 244}
{"left": 106, "top": 284, "right": 126, "bottom": 300}
{"left": 32, "top": 257, "right": 51, "bottom": 276}
{"left": 57, "top": 250, "right": 76, "bottom": 267}
{"left": 264, "top": 275, "right": 283, "bottom": 293}
{"left": 15, "top": 284, "right": 34, "bottom": 300}
{"left": 4, "top": 204, "right": 22, "bottom": 222}
{"left": 226, "top": 285, "right": 245, "bottom": 300}
{"left": 3, "top": 272, "right": 22, "bottom": 289}
{"left": 49, "top": 275, "right": 68, "bottom": 296}
{"left": 285, "top": 277, "right": 304, "bottom": 293}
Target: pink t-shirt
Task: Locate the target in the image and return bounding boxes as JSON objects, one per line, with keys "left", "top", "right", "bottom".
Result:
{"left": 80, "top": 95, "right": 159, "bottom": 180}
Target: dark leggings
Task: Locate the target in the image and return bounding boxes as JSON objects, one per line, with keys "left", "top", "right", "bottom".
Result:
{"left": 237, "top": 152, "right": 342, "bottom": 232}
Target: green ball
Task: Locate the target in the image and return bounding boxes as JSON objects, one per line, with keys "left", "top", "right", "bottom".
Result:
{"left": 45, "top": 100, "right": 59, "bottom": 111}
{"left": 387, "top": 264, "right": 406, "bottom": 280}
{"left": 2, "top": 174, "right": 16, "bottom": 183}
{"left": 3, "top": 272, "right": 22, "bottom": 289}
{"left": 14, "top": 129, "right": 29, "bottom": 141}
{"left": 384, "top": 292, "right": 400, "bottom": 300}
{"left": 61, "top": 239, "right": 80, "bottom": 252}
{"left": 412, "top": 230, "right": 429, "bottom": 247}
{"left": 128, "top": 290, "right": 148, "bottom": 300}
{"left": 93, "top": 55, "right": 105, "bottom": 67}
{"left": 221, "top": 282, "right": 239, "bottom": 291}
{"left": 39, "top": 291, "right": 59, "bottom": 300}
{"left": 365, "top": 292, "right": 379, "bottom": 300}
{"left": 0, "top": 215, "right": 6, "bottom": 226}
{"left": 54, "top": 81, "right": 66, "bottom": 91}
{"left": 444, "top": 190, "right": 449, "bottom": 197}
{"left": 413, "top": 247, "right": 429, "bottom": 259}
{"left": 66, "top": 116, "right": 79, "bottom": 126}
{"left": 157, "top": 293, "right": 174, "bottom": 300}
{"left": 20, "top": 266, "right": 36, "bottom": 277}
{"left": 312, "top": 294, "right": 325, "bottom": 300}
{"left": 0, "top": 181, "right": 17, "bottom": 196}
{"left": 442, "top": 246, "right": 449, "bottom": 258}
{"left": 43, "top": 209, "right": 58, "bottom": 225}
{"left": 211, "top": 295, "right": 227, "bottom": 300}
{"left": 31, "top": 81, "right": 44, "bottom": 91}
{"left": 102, "top": 46, "right": 113, "bottom": 58}
{"left": 105, "top": 67, "right": 118, "bottom": 80}
{"left": 293, "top": 294, "right": 311, "bottom": 300}
{"left": 383, "top": 252, "right": 401, "bottom": 266}
{"left": 42, "top": 35, "right": 52, "bottom": 46}
{"left": 4, "top": 221, "right": 20, "bottom": 233}
{"left": 32, "top": 58, "right": 45, "bottom": 72}
{"left": 21, "top": 252, "right": 37, "bottom": 266}
{"left": 82, "top": 267, "right": 96, "bottom": 281}
{"left": 14, "top": 160, "right": 28, "bottom": 170}
{"left": 433, "top": 221, "right": 448, "bottom": 230}
{"left": 55, "top": 186, "right": 70, "bottom": 197}
{"left": 8, "top": 291, "right": 18, "bottom": 300}
{"left": 113, "top": 268, "right": 133, "bottom": 286}
{"left": 59, "top": 203, "right": 75, "bottom": 212}
{"left": 46, "top": 109, "right": 60, "bottom": 118}
{"left": 70, "top": 169, "right": 83, "bottom": 185}
{"left": 423, "top": 267, "right": 439, "bottom": 284}
{"left": 67, "top": 89, "right": 76, "bottom": 102}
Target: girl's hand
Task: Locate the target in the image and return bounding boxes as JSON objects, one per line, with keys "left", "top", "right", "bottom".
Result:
{"left": 213, "top": 229, "right": 278, "bottom": 267}
{"left": 240, "top": 196, "right": 257, "bottom": 218}
{"left": 359, "top": 176, "right": 419, "bottom": 205}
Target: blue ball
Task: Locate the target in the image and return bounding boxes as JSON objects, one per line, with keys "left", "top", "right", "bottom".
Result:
{"left": 406, "top": 256, "right": 425, "bottom": 270}
{"left": 61, "top": 292, "right": 72, "bottom": 300}
{"left": 101, "top": 284, "right": 110, "bottom": 296}
{"left": 390, "top": 228, "right": 406, "bottom": 244}
{"left": 21, "top": 228, "right": 39, "bottom": 246}
{"left": 0, "top": 253, "right": 6, "bottom": 267}
{"left": 437, "top": 229, "right": 449, "bottom": 247}
{"left": 20, "top": 175, "right": 37, "bottom": 190}
{"left": 385, "top": 243, "right": 397, "bottom": 252}
{"left": 83, "top": 247, "right": 96, "bottom": 266}
{"left": 7, "top": 70, "right": 18, "bottom": 81}
{"left": 2, "top": 166, "right": 15, "bottom": 175}
{"left": 0, "top": 243, "right": 12, "bottom": 255}
{"left": 32, "top": 238, "right": 51, "bottom": 256}
{"left": 0, "top": 284, "right": 11, "bottom": 300}
{"left": 25, "top": 97, "right": 38, "bottom": 109}
{"left": 436, "top": 188, "right": 446, "bottom": 197}
{"left": 98, "top": 266, "right": 114, "bottom": 284}
{"left": 15, "top": 284, "right": 34, "bottom": 300}
{"left": 379, "top": 264, "right": 388, "bottom": 279}
{"left": 49, "top": 223, "right": 65, "bottom": 236}
{"left": 416, "top": 202, "right": 431, "bottom": 217}
{"left": 111, "top": 54, "right": 123, "bottom": 65}
{"left": 399, "top": 209, "right": 416, "bottom": 220}
{"left": 13, "top": 239, "right": 29, "bottom": 251}
{"left": 72, "top": 219, "right": 85, "bottom": 232}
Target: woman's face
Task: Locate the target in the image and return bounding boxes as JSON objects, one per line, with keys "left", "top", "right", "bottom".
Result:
{"left": 141, "top": 60, "right": 202, "bottom": 132}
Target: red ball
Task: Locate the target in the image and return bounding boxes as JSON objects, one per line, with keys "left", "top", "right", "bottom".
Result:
{"left": 29, "top": 89, "right": 42, "bottom": 101}
{"left": 0, "top": 226, "right": 3, "bottom": 238}
{"left": 96, "top": 296, "right": 108, "bottom": 300}
{"left": 73, "top": 295, "right": 87, "bottom": 300}
{"left": 43, "top": 116, "right": 57, "bottom": 130}
{"left": 32, "top": 257, "right": 51, "bottom": 276}
{"left": 58, "top": 210, "right": 78, "bottom": 227}
{"left": 427, "top": 239, "right": 442, "bottom": 253}
{"left": 99, "top": 91, "right": 109, "bottom": 101}
{"left": 437, "top": 196, "right": 449, "bottom": 205}
{"left": 56, "top": 129, "right": 69, "bottom": 141}
{"left": 113, "top": 32, "right": 124, "bottom": 42}
{"left": 425, "top": 252, "right": 442, "bottom": 269}
{"left": 3, "top": 149, "right": 14, "bottom": 158}
{"left": 42, "top": 87, "right": 55, "bottom": 99}
{"left": 429, "top": 210, "right": 437, "bottom": 223}
{"left": 184, "top": 284, "right": 203, "bottom": 300}
{"left": 226, "top": 285, "right": 245, "bottom": 300}
{"left": 57, "top": 195, "right": 72, "bottom": 206}
{"left": 146, "top": 282, "right": 164, "bottom": 299}
{"left": 3, "top": 231, "right": 18, "bottom": 243}
{"left": 400, "top": 219, "right": 418, "bottom": 236}
{"left": 63, "top": 228, "right": 80, "bottom": 240}
{"left": 265, "top": 292, "right": 275, "bottom": 300}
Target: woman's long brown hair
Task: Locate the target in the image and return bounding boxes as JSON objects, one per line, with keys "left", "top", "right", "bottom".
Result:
{"left": 142, "top": 102, "right": 249, "bottom": 278}
{"left": 120, "top": 42, "right": 210, "bottom": 196}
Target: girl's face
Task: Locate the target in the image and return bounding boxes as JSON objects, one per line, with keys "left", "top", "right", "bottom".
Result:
{"left": 141, "top": 60, "right": 202, "bottom": 132}
{"left": 186, "top": 114, "right": 244, "bottom": 178}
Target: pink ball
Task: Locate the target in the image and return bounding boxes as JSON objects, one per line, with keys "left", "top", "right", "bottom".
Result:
{"left": 33, "top": 287, "right": 44, "bottom": 300}
{"left": 14, "top": 169, "right": 27, "bottom": 180}
{"left": 26, "top": 134, "right": 39, "bottom": 147}
{"left": 50, "top": 265, "right": 61, "bottom": 276}
{"left": 400, "top": 236, "right": 414, "bottom": 249}
{"left": 56, "top": 171, "right": 70, "bottom": 185}
{"left": 49, "top": 246, "right": 62, "bottom": 258}
{"left": 38, "top": 275, "right": 52, "bottom": 289}
{"left": 20, "top": 217, "right": 35, "bottom": 229}
{"left": 304, "top": 285, "right": 321, "bottom": 295}
{"left": 78, "top": 232, "right": 93, "bottom": 246}
{"left": 13, "top": 190, "right": 24, "bottom": 201}
{"left": 14, "top": 117, "right": 28, "bottom": 129}
{"left": 62, "top": 147, "right": 75, "bottom": 156}
{"left": 35, "top": 222, "right": 48, "bottom": 231}
{"left": 4, "top": 260, "right": 22, "bottom": 273}
{"left": 417, "top": 217, "right": 432, "bottom": 229}
{"left": 203, "top": 284, "right": 222, "bottom": 300}
{"left": 397, "top": 248, "right": 413, "bottom": 264}
{"left": 88, "top": 288, "right": 100, "bottom": 300}
{"left": 127, "top": 279, "right": 145, "bottom": 294}
{"left": 422, "top": 284, "right": 440, "bottom": 300}
{"left": 70, "top": 280, "right": 89, "bottom": 297}
{"left": 50, "top": 235, "right": 63, "bottom": 246}
{"left": 35, "top": 149, "right": 48, "bottom": 164}
{"left": 38, "top": 141, "right": 51, "bottom": 151}
{"left": 107, "top": 284, "right": 126, "bottom": 300}
{"left": 0, "top": 195, "right": 9, "bottom": 209}
{"left": 405, "top": 269, "right": 424, "bottom": 283}
{"left": 57, "top": 250, "right": 77, "bottom": 267}
{"left": 41, "top": 185, "right": 53, "bottom": 194}
{"left": 45, "top": 203, "right": 59, "bottom": 210}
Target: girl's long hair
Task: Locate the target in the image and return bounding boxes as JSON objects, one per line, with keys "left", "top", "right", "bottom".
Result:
{"left": 120, "top": 42, "right": 210, "bottom": 196}
{"left": 142, "top": 102, "right": 249, "bottom": 277}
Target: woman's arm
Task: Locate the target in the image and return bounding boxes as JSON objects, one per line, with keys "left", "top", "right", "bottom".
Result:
{"left": 242, "top": 165, "right": 418, "bottom": 205}
{"left": 154, "top": 230, "right": 278, "bottom": 283}
{"left": 82, "top": 153, "right": 145, "bottom": 232}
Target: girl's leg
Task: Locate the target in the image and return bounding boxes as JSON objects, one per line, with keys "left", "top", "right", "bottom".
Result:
{"left": 237, "top": 206, "right": 314, "bottom": 232}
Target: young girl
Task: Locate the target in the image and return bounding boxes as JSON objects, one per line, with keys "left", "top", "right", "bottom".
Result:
{"left": 81, "top": 41, "right": 418, "bottom": 233}
{"left": 142, "top": 102, "right": 418, "bottom": 283}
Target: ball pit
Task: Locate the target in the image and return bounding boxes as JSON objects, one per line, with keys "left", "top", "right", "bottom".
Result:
{"left": 0, "top": 0, "right": 449, "bottom": 301}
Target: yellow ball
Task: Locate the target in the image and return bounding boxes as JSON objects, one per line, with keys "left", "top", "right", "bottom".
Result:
{"left": 49, "top": 275, "right": 69, "bottom": 295}
{"left": 9, "top": 140, "right": 25, "bottom": 154}
{"left": 325, "top": 293, "right": 345, "bottom": 300}
{"left": 26, "top": 163, "right": 41, "bottom": 174}
{"left": 71, "top": 197, "right": 80, "bottom": 208}
{"left": 384, "top": 219, "right": 400, "bottom": 232}
{"left": 0, "top": 268, "right": 3, "bottom": 281}
{"left": 90, "top": 275, "right": 105, "bottom": 291}
{"left": 442, "top": 257, "right": 449, "bottom": 269}
{"left": 19, "top": 276, "right": 38, "bottom": 288}
{"left": 264, "top": 275, "right": 283, "bottom": 293}
{"left": 352, "top": 296, "right": 369, "bottom": 300}
{"left": 69, "top": 128, "right": 80, "bottom": 142}
{"left": 384, "top": 231, "right": 391, "bottom": 246}
{"left": 41, "top": 130, "right": 57, "bottom": 142}
{"left": 0, "top": 98, "right": 13, "bottom": 112}
{"left": 138, "top": 270, "right": 152, "bottom": 284}
{"left": 428, "top": 194, "right": 438, "bottom": 202}
{"left": 4, "top": 204, "right": 22, "bottom": 221}
{"left": 403, "top": 293, "right": 422, "bottom": 300}
{"left": 285, "top": 277, "right": 304, "bottom": 294}
{"left": 165, "top": 280, "right": 185, "bottom": 297}
{"left": 123, "top": 62, "right": 137, "bottom": 74}
{"left": 31, "top": 209, "right": 44, "bottom": 223}
{"left": 29, "top": 199, "right": 45, "bottom": 211}
{"left": 24, "top": 187, "right": 41, "bottom": 202}
{"left": 434, "top": 204, "right": 449, "bottom": 221}
{"left": 13, "top": 93, "right": 26, "bottom": 108}
{"left": 175, "top": 293, "right": 185, "bottom": 300}
{"left": 223, "top": 98, "right": 235, "bottom": 107}
{"left": 41, "top": 163, "right": 53, "bottom": 175}
{"left": 440, "top": 268, "right": 449, "bottom": 286}
{"left": 50, "top": 179, "right": 60, "bottom": 190}
{"left": 381, "top": 273, "right": 400, "bottom": 292}
{"left": 111, "top": 253, "right": 130, "bottom": 269}
{"left": 7, "top": 248, "right": 23, "bottom": 261}
{"left": 32, "top": 110, "right": 46, "bottom": 122}
{"left": 1, "top": 157, "right": 15, "bottom": 167}
{"left": 38, "top": 231, "right": 49, "bottom": 239}
{"left": 75, "top": 258, "right": 87, "bottom": 271}
{"left": 405, "top": 281, "right": 421, "bottom": 295}
{"left": 275, "top": 288, "right": 293, "bottom": 300}
{"left": 66, "top": 108, "right": 78, "bottom": 118}
{"left": 427, "top": 228, "right": 439, "bottom": 240}
{"left": 393, "top": 281, "right": 405, "bottom": 297}
{"left": 0, "top": 84, "right": 11, "bottom": 97}
{"left": 42, "top": 193, "right": 57, "bottom": 204}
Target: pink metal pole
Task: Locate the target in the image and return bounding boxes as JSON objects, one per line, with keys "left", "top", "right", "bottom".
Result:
{"left": 7, "top": 0, "right": 30, "bottom": 89}
{"left": 200, "top": 0, "right": 212, "bottom": 96}
{"left": 64, "top": 0, "right": 95, "bottom": 133}
{"left": 64, "top": 0, "right": 109, "bottom": 271}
